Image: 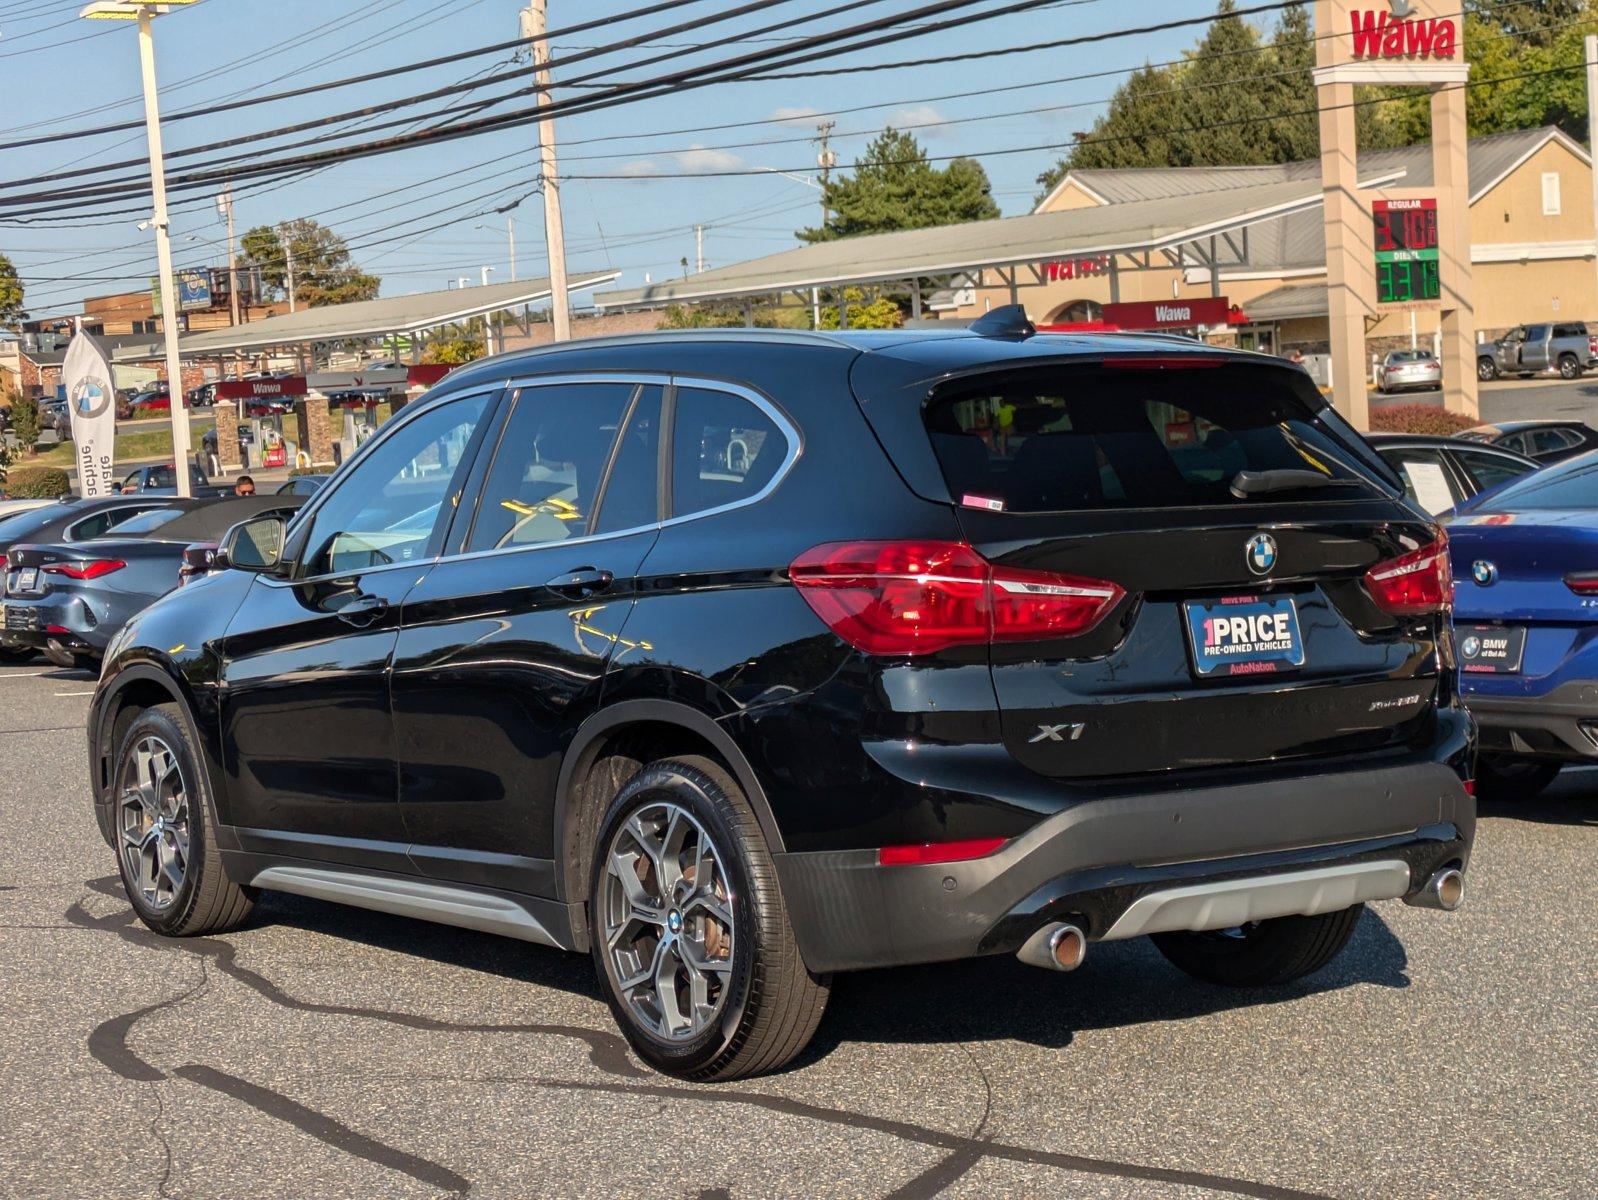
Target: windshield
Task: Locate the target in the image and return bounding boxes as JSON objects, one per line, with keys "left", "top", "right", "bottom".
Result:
{"left": 1473, "top": 453, "right": 1598, "bottom": 511}
{"left": 922, "top": 363, "right": 1390, "bottom": 512}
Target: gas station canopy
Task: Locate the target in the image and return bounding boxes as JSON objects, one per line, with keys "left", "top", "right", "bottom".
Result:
{"left": 110, "top": 271, "right": 619, "bottom": 362}
{"left": 592, "top": 178, "right": 1394, "bottom": 310}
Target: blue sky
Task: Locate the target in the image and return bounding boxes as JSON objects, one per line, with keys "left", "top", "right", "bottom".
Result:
{"left": 1, "top": 0, "right": 1237, "bottom": 318}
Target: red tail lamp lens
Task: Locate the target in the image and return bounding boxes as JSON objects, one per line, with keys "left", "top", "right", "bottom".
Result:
{"left": 877, "top": 837, "right": 1007, "bottom": 867}
{"left": 42, "top": 559, "right": 126, "bottom": 580}
{"left": 790, "top": 541, "right": 1123, "bottom": 656}
{"left": 1364, "top": 536, "right": 1451, "bottom": 616}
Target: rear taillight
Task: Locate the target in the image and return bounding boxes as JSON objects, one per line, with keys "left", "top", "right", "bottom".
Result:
{"left": 0, "top": 553, "right": 7, "bottom": 570}
{"left": 42, "top": 559, "right": 126, "bottom": 581}
{"left": 1588, "top": 335, "right": 1596, "bottom": 357}
{"left": 1363, "top": 535, "right": 1451, "bottom": 616}
{"left": 1566, "top": 573, "right": 1598, "bottom": 595}
{"left": 790, "top": 540, "right": 1124, "bottom": 655}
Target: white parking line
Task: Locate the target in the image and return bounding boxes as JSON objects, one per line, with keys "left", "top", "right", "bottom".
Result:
{"left": 54, "top": 690, "right": 96, "bottom": 697}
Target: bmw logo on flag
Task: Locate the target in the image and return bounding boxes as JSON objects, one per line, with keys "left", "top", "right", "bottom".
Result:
{"left": 1472, "top": 560, "right": 1498, "bottom": 587}
{"left": 1245, "top": 533, "right": 1278, "bottom": 576}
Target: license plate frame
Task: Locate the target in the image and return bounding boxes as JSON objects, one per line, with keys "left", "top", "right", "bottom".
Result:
{"left": 1457, "top": 624, "right": 1526, "bottom": 674}
{"left": 1183, "top": 595, "right": 1305, "bottom": 678}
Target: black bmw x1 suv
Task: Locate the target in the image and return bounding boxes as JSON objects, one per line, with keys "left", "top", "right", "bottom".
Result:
{"left": 89, "top": 312, "right": 1475, "bottom": 1080}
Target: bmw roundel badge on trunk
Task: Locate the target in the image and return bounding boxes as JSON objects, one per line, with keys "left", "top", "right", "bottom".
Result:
{"left": 1245, "top": 533, "right": 1278, "bottom": 576}
{"left": 1471, "top": 560, "right": 1497, "bottom": 586}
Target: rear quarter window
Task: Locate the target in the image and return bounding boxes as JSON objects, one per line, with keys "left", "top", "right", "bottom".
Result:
{"left": 923, "top": 363, "right": 1390, "bottom": 512}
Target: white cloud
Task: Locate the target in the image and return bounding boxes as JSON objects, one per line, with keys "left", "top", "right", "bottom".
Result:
{"left": 617, "top": 160, "right": 661, "bottom": 177}
{"left": 768, "top": 106, "right": 821, "bottom": 127}
{"left": 675, "top": 144, "right": 745, "bottom": 173}
{"left": 890, "top": 104, "right": 951, "bottom": 138}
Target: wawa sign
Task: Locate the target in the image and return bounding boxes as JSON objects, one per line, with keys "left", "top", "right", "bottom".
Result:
{"left": 1350, "top": 0, "right": 1457, "bottom": 60}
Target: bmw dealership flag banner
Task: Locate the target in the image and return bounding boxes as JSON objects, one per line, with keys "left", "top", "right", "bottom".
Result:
{"left": 62, "top": 330, "right": 118, "bottom": 497}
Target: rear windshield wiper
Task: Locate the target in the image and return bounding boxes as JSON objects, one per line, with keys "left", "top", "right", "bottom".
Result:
{"left": 1229, "top": 469, "right": 1354, "bottom": 498}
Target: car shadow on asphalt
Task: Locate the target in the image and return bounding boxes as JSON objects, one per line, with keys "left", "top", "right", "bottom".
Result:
{"left": 799, "top": 908, "right": 1410, "bottom": 1063}
{"left": 1478, "top": 771, "right": 1597, "bottom": 827}
{"left": 243, "top": 889, "right": 1411, "bottom": 1067}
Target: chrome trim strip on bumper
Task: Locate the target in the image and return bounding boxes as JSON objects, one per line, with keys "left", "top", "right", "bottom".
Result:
{"left": 249, "top": 865, "right": 560, "bottom": 948}
{"left": 1099, "top": 859, "right": 1412, "bottom": 941}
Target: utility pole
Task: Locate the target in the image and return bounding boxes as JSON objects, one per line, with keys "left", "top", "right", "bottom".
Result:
{"left": 508, "top": 215, "right": 518, "bottom": 282}
{"left": 522, "top": 0, "right": 571, "bottom": 341}
{"left": 136, "top": 6, "right": 191, "bottom": 497}
{"left": 281, "top": 223, "right": 297, "bottom": 313}
{"left": 1587, "top": 35, "right": 1598, "bottom": 329}
{"left": 218, "top": 183, "right": 241, "bottom": 327}
{"left": 694, "top": 224, "right": 705, "bottom": 273}
{"left": 815, "top": 121, "right": 837, "bottom": 233}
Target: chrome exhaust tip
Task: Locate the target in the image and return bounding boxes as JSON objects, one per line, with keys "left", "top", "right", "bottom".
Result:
{"left": 1017, "top": 922, "right": 1088, "bottom": 971}
{"left": 1405, "top": 867, "right": 1465, "bottom": 911}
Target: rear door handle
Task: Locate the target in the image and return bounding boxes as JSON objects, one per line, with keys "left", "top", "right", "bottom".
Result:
{"left": 336, "top": 593, "right": 389, "bottom": 627}
{"left": 544, "top": 566, "right": 613, "bottom": 597}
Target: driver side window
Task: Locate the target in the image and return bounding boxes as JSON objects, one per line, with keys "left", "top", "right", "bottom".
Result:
{"left": 299, "top": 393, "right": 490, "bottom": 577}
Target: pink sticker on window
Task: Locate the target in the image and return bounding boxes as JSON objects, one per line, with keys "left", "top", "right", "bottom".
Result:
{"left": 961, "top": 494, "right": 1005, "bottom": 512}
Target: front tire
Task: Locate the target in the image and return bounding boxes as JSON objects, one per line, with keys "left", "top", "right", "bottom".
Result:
{"left": 112, "top": 704, "right": 255, "bottom": 936}
{"left": 1476, "top": 755, "right": 1561, "bottom": 801}
{"left": 589, "top": 756, "right": 829, "bottom": 1081}
{"left": 1151, "top": 905, "right": 1363, "bottom": 988}
{"left": 1478, "top": 358, "right": 1498, "bottom": 381}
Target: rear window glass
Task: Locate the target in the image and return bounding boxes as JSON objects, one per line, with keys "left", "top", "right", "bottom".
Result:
{"left": 105, "top": 508, "right": 187, "bottom": 536}
{"left": 923, "top": 364, "right": 1388, "bottom": 511}
{"left": 1475, "top": 458, "right": 1598, "bottom": 511}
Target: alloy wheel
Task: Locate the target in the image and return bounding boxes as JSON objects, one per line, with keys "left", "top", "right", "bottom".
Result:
{"left": 601, "top": 801, "right": 735, "bottom": 1042}
{"left": 118, "top": 735, "right": 191, "bottom": 912}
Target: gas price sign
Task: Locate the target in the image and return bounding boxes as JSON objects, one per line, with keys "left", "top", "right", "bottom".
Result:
{"left": 1373, "top": 197, "right": 1441, "bottom": 306}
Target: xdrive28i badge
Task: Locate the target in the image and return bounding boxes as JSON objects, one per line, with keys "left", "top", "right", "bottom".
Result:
{"left": 1245, "top": 533, "right": 1278, "bottom": 576}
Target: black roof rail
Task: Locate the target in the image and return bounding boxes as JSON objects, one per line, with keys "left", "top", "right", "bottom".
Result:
{"left": 967, "top": 304, "right": 1035, "bottom": 340}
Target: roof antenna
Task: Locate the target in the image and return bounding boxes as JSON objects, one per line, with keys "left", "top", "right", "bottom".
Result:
{"left": 967, "top": 304, "right": 1035, "bottom": 340}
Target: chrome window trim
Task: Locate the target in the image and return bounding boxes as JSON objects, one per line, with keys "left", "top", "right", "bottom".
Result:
{"left": 427, "top": 371, "right": 802, "bottom": 568}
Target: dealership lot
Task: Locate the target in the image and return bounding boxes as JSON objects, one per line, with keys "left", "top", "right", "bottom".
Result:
{"left": 0, "top": 663, "right": 1590, "bottom": 1199}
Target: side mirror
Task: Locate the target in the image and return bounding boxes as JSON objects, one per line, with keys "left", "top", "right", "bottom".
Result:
{"left": 216, "top": 514, "right": 288, "bottom": 574}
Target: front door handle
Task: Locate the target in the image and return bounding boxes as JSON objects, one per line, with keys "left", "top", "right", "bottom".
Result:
{"left": 336, "top": 593, "right": 389, "bottom": 627}
{"left": 544, "top": 566, "right": 613, "bottom": 598}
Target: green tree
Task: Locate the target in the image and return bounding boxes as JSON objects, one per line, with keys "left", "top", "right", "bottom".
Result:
{"left": 817, "top": 288, "right": 902, "bottom": 330}
{"left": 6, "top": 385, "right": 40, "bottom": 455}
{"left": 0, "top": 252, "right": 25, "bottom": 328}
{"left": 239, "top": 218, "right": 380, "bottom": 308}
{"left": 661, "top": 298, "right": 784, "bottom": 328}
{"left": 799, "top": 128, "right": 999, "bottom": 242}
{"left": 422, "top": 335, "right": 484, "bottom": 365}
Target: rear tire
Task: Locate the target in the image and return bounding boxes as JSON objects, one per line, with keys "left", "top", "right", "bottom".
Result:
{"left": 112, "top": 703, "right": 255, "bottom": 937}
{"left": 1476, "top": 755, "right": 1561, "bottom": 801}
{"left": 589, "top": 755, "right": 829, "bottom": 1081}
{"left": 1559, "top": 354, "right": 1582, "bottom": 380}
{"left": 1151, "top": 905, "right": 1363, "bottom": 988}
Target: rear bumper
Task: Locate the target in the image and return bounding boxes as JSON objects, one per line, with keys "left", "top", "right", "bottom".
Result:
{"left": 1466, "top": 680, "right": 1598, "bottom": 761}
{"left": 773, "top": 759, "right": 1473, "bottom": 972}
{"left": 2, "top": 595, "right": 109, "bottom": 654}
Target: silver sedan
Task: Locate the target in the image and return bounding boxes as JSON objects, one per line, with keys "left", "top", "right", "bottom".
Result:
{"left": 1378, "top": 349, "right": 1443, "bottom": 393}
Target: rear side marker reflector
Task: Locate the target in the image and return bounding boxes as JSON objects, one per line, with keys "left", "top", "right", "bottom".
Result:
{"left": 1363, "top": 534, "right": 1451, "bottom": 616}
{"left": 1565, "top": 573, "right": 1598, "bottom": 595}
{"left": 1461, "top": 780, "right": 1475, "bottom": 797}
{"left": 790, "top": 540, "right": 1124, "bottom": 656}
{"left": 878, "top": 837, "right": 1007, "bottom": 867}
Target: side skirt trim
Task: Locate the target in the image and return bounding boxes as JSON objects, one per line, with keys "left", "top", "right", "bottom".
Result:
{"left": 248, "top": 863, "right": 567, "bottom": 949}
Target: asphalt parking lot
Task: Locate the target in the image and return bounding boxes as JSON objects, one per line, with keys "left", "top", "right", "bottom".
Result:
{"left": 1, "top": 662, "right": 1593, "bottom": 1200}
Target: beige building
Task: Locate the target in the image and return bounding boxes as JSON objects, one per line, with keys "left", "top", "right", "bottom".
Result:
{"left": 951, "top": 127, "right": 1593, "bottom": 358}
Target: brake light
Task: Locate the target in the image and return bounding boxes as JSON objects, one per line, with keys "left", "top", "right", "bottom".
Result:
{"left": 1565, "top": 573, "right": 1598, "bottom": 595}
{"left": 1102, "top": 356, "right": 1225, "bottom": 370}
{"left": 790, "top": 541, "right": 1123, "bottom": 655}
{"left": 878, "top": 837, "right": 1007, "bottom": 867}
{"left": 1363, "top": 535, "right": 1451, "bottom": 616}
{"left": 42, "top": 559, "right": 126, "bottom": 580}
{"left": 0, "top": 553, "right": 7, "bottom": 570}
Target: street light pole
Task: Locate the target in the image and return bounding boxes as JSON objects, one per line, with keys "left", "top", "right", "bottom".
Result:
{"left": 136, "top": 6, "right": 191, "bottom": 497}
